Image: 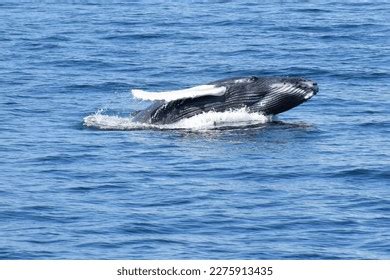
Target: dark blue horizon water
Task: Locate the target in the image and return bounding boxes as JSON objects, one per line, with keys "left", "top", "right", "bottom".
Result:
{"left": 1, "top": 1, "right": 389, "bottom": 259}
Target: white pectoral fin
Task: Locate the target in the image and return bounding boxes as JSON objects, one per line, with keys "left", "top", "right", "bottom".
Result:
{"left": 131, "top": 85, "right": 226, "bottom": 102}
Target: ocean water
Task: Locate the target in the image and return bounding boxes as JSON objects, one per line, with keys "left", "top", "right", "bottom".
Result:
{"left": 1, "top": 1, "right": 389, "bottom": 259}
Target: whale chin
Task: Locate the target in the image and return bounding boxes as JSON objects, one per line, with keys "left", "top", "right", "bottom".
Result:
{"left": 250, "top": 78, "right": 318, "bottom": 115}
{"left": 304, "top": 91, "right": 315, "bottom": 100}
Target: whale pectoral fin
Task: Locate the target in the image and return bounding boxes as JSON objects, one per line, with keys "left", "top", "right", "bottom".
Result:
{"left": 131, "top": 84, "right": 226, "bottom": 102}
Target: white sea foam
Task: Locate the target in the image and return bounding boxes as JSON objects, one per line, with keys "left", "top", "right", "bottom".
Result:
{"left": 172, "top": 108, "right": 271, "bottom": 130}
{"left": 83, "top": 113, "right": 147, "bottom": 130}
{"left": 83, "top": 108, "right": 272, "bottom": 131}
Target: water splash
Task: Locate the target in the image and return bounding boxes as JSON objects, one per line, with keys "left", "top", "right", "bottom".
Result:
{"left": 83, "top": 108, "right": 272, "bottom": 131}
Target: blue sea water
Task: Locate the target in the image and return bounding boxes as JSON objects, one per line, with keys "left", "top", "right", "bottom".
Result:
{"left": 0, "top": 1, "right": 389, "bottom": 259}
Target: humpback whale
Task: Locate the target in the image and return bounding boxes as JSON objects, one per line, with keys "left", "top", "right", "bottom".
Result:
{"left": 131, "top": 76, "right": 319, "bottom": 124}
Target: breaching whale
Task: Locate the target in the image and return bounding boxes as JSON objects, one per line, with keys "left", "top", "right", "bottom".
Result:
{"left": 131, "top": 76, "right": 319, "bottom": 124}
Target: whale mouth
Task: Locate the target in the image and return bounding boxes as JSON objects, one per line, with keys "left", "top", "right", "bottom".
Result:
{"left": 303, "top": 86, "right": 318, "bottom": 100}
{"left": 300, "top": 80, "right": 319, "bottom": 100}
{"left": 293, "top": 79, "right": 318, "bottom": 100}
{"left": 256, "top": 78, "right": 319, "bottom": 115}
{"left": 285, "top": 79, "right": 318, "bottom": 102}
{"left": 304, "top": 91, "right": 315, "bottom": 100}
{"left": 269, "top": 79, "right": 318, "bottom": 100}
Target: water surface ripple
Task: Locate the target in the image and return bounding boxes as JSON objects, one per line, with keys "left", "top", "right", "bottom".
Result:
{"left": 0, "top": 1, "right": 389, "bottom": 259}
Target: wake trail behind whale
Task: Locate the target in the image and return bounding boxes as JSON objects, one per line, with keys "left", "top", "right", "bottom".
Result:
{"left": 83, "top": 108, "right": 272, "bottom": 131}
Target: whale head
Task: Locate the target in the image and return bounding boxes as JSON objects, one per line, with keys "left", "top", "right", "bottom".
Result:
{"left": 252, "top": 77, "right": 319, "bottom": 115}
